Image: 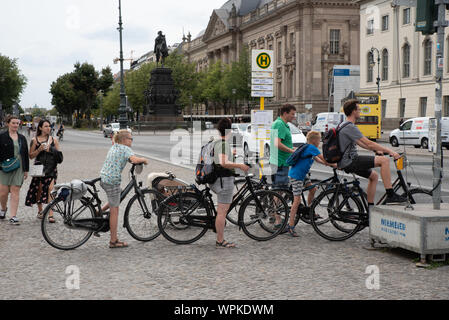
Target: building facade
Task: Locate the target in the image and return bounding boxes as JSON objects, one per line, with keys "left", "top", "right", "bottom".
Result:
{"left": 359, "top": 0, "right": 449, "bottom": 127}
{"left": 182, "top": 0, "right": 360, "bottom": 116}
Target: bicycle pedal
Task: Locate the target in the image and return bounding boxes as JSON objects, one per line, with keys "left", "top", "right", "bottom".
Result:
{"left": 93, "top": 232, "right": 101, "bottom": 238}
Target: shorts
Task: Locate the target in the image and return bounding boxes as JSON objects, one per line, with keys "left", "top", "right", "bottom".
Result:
{"left": 100, "top": 181, "right": 121, "bottom": 208}
{"left": 271, "top": 165, "right": 289, "bottom": 188}
{"left": 343, "top": 155, "right": 375, "bottom": 179}
{"left": 290, "top": 177, "right": 312, "bottom": 196}
{"left": 209, "top": 176, "right": 235, "bottom": 204}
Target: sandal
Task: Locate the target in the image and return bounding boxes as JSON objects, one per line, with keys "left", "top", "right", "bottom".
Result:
{"left": 286, "top": 225, "right": 299, "bottom": 237}
{"left": 109, "top": 240, "right": 129, "bottom": 249}
{"left": 216, "top": 240, "right": 236, "bottom": 249}
{"left": 37, "top": 212, "right": 44, "bottom": 220}
{"left": 48, "top": 216, "right": 56, "bottom": 224}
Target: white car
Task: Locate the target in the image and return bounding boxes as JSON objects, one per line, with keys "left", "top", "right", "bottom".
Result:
{"left": 103, "top": 123, "right": 132, "bottom": 138}
{"left": 231, "top": 123, "right": 249, "bottom": 146}
{"left": 242, "top": 122, "right": 307, "bottom": 160}
{"left": 390, "top": 117, "right": 449, "bottom": 150}
{"left": 311, "top": 112, "right": 345, "bottom": 135}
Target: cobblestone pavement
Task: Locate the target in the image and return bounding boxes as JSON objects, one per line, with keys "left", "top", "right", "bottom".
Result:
{"left": 1, "top": 132, "right": 448, "bottom": 300}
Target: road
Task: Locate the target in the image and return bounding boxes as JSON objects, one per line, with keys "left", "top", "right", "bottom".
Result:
{"left": 69, "top": 129, "right": 449, "bottom": 203}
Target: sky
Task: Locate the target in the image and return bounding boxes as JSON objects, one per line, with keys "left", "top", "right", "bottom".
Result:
{"left": 0, "top": 0, "right": 227, "bottom": 110}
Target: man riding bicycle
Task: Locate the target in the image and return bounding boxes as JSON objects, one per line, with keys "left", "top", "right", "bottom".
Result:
{"left": 338, "top": 99, "right": 407, "bottom": 208}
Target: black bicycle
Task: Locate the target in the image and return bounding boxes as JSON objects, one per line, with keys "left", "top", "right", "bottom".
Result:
{"left": 156, "top": 171, "right": 289, "bottom": 245}
{"left": 310, "top": 154, "right": 437, "bottom": 241}
{"left": 41, "top": 164, "right": 165, "bottom": 250}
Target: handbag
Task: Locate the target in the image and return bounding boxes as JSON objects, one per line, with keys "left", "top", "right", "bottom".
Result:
{"left": 1, "top": 157, "right": 20, "bottom": 173}
{"left": 29, "top": 163, "right": 45, "bottom": 177}
{"left": 1, "top": 139, "right": 22, "bottom": 173}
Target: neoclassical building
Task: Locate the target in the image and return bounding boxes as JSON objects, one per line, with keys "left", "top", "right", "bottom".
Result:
{"left": 182, "top": 0, "right": 360, "bottom": 115}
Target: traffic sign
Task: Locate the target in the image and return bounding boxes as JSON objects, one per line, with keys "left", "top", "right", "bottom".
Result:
{"left": 252, "top": 50, "right": 274, "bottom": 72}
{"left": 252, "top": 78, "right": 274, "bottom": 85}
{"left": 251, "top": 91, "right": 274, "bottom": 98}
{"left": 252, "top": 72, "right": 273, "bottom": 78}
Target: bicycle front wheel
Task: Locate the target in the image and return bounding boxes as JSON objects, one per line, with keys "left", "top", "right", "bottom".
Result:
{"left": 239, "top": 190, "right": 289, "bottom": 241}
{"left": 227, "top": 177, "right": 260, "bottom": 226}
{"left": 310, "top": 188, "right": 365, "bottom": 241}
{"left": 124, "top": 189, "right": 164, "bottom": 242}
{"left": 401, "top": 189, "right": 435, "bottom": 204}
{"left": 41, "top": 198, "right": 95, "bottom": 250}
{"left": 157, "top": 192, "right": 212, "bottom": 245}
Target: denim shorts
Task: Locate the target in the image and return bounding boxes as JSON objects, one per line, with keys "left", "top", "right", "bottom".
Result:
{"left": 271, "top": 165, "right": 289, "bottom": 188}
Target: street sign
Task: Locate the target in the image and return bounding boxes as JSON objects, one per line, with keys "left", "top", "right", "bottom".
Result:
{"left": 251, "top": 91, "right": 274, "bottom": 98}
{"left": 252, "top": 85, "right": 273, "bottom": 91}
{"left": 252, "top": 78, "right": 274, "bottom": 85}
{"left": 252, "top": 72, "right": 274, "bottom": 78}
{"left": 252, "top": 50, "right": 274, "bottom": 72}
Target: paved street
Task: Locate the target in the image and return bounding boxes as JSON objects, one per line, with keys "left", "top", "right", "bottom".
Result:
{"left": 1, "top": 129, "right": 448, "bottom": 300}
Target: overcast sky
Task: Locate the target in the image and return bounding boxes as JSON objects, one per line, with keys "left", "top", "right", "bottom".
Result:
{"left": 0, "top": 0, "right": 226, "bottom": 110}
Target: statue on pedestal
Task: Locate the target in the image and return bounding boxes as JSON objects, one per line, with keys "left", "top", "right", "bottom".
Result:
{"left": 154, "top": 31, "right": 169, "bottom": 67}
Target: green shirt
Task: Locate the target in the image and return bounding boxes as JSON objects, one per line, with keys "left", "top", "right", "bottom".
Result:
{"left": 269, "top": 117, "right": 292, "bottom": 167}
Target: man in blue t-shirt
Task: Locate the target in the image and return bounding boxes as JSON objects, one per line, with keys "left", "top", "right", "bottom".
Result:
{"left": 286, "top": 131, "right": 335, "bottom": 237}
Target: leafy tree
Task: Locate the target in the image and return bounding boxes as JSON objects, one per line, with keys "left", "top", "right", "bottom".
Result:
{"left": 125, "top": 61, "right": 156, "bottom": 115}
{"left": 0, "top": 54, "right": 27, "bottom": 113}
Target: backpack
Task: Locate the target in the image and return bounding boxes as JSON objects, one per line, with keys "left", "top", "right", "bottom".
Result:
{"left": 195, "top": 140, "right": 219, "bottom": 185}
{"left": 322, "top": 122, "right": 351, "bottom": 164}
{"left": 285, "top": 143, "right": 311, "bottom": 166}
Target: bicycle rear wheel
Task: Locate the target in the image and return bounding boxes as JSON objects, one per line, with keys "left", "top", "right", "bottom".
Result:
{"left": 239, "top": 190, "right": 289, "bottom": 241}
{"left": 124, "top": 189, "right": 164, "bottom": 242}
{"left": 41, "top": 198, "right": 95, "bottom": 250}
{"left": 310, "top": 188, "right": 365, "bottom": 241}
{"left": 157, "top": 192, "right": 212, "bottom": 245}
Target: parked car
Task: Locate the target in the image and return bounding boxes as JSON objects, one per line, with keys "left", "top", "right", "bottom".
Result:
{"left": 231, "top": 123, "right": 249, "bottom": 147}
{"left": 390, "top": 117, "right": 449, "bottom": 149}
{"left": 311, "top": 112, "right": 345, "bottom": 135}
{"left": 204, "top": 122, "right": 214, "bottom": 129}
{"left": 103, "top": 123, "right": 132, "bottom": 138}
{"left": 242, "top": 122, "right": 307, "bottom": 160}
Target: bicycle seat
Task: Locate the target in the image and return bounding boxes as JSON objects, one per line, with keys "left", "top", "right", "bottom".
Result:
{"left": 83, "top": 177, "right": 101, "bottom": 186}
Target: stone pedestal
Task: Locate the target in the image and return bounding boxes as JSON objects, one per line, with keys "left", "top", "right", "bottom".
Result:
{"left": 145, "top": 68, "right": 183, "bottom": 122}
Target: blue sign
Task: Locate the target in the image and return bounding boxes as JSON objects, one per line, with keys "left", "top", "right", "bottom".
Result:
{"left": 334, "top": 69, "right": 350, "bottom": 76}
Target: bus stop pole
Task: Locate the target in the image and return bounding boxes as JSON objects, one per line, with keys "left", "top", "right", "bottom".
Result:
{"left": 433, "top": 0, "right": 446, "bottom": 209}
{"left": 259, "top": 97, "right": 265, "bottom": 179}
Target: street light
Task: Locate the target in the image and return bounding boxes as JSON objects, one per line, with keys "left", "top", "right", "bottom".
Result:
{"left": 117, "top": 0, "right": 128, "bottom": 130}
{"left": 99, "top": 90, "right": 104, "bottom": 131}
{"left": 232, "top": 88, "right": 236, "bottom": 122}
{"left": 370, "top": 47, "right": 381, "bottom": 94}
{"left": 189, "top": 95, "right": 193, "bottom": 124}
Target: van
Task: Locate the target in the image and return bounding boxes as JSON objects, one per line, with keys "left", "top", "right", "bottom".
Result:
{"left": 441, "top": 117, "right": 449, "bottom": 150}
{"left": 390, "top": 117, "right": 432, "bottom": 149}
{"left": 311, "top": 112, "right": 346, "bottom": 134}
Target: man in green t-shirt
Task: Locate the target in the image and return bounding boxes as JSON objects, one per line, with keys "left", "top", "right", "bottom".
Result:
{"left": 270, "top": 104, "right": 296, "bottom": 189}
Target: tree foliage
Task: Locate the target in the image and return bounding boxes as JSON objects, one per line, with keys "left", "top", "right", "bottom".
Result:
{"left": 0, "top": 54, "right": 27, "bottom": 113}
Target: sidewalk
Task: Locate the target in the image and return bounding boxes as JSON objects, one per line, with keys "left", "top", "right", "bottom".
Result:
{"left": 1, "top": 135, "right": 448, "bottom": 300}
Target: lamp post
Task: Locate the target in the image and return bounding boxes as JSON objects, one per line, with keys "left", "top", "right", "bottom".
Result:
{"left": 189, "top": 95, "right": 193, "bottom": 124}
{"left": 99, "top": 90, "right": 104, "bottom": 131}
{"left": 370, "top": 47, "right": 381, "bottom": 94}
{"left": 232, "top": 88, "right": 236, "bottom": 122}
{"left": 117, "top": 0, "right": 128, "bottom": 130}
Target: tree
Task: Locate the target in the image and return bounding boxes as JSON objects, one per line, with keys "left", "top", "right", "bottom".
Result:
{"left": 0, "top": 54, "right": 27, "bottom": 114}
{"left": 125, "top": 61, "right": 156, "bottom": 116}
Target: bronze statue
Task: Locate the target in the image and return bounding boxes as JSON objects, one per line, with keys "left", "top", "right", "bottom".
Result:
{"left": 154, "top": 31, "right": 169, "bottom": 67}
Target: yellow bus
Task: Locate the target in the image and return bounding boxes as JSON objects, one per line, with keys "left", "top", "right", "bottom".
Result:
{"left": 341, "top": 93, "right": 382, "bottom": 140}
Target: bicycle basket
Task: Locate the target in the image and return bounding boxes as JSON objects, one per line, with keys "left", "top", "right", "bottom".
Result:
{"left": 148, "top": 172, "right": 189, "bottom": 197}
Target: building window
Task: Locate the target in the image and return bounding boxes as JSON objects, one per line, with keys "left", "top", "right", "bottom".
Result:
{"left": 403, "top": 8, "right": 411, "bottom": 25}
{"left": 403, "top": 44, "right": 410, "bottom": 78}
{"left": 399, "top": 98, "right": 406, "bottom": 118}
{"left": 277, "top": 82, "right": 282, "bottom": 98}
{"left": 382, "top": 49, "right": 389, "bottom": 81}
{"left": 382, "top": 15, "right": 389, "bottom": 31}
{"left": 367, "top": 52, "right": 374, "bottom": 83}
{"left": 381, "top": 100, "right": 387, "bottom": 118}
{"left": 420, "top": 97, "right": 427, "bottom": 117}
{"left": 330, "top": 29, "right": 340, "bottom": 54}
{"left": 444, "top": 96, "right": 449, "bottom": 117}
{"left": 424, "top": 40, "right": 432, "bottom": 75}
{"left": 290, "top": 33, "right": 295, "bottom": 53}
{"left": 367, "top": 19, "right": 374, "bottom": 35}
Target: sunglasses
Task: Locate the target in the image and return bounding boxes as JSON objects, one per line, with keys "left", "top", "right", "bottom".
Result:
{"left": 126, "top": 137, "right": 134, "bottom": 141}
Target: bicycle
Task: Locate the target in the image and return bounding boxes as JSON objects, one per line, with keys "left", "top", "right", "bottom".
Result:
{"left": 156, "top": 170, "right": 290, "bottom": 245}
{"left": 41, "top": 164, "right": 165, "bottom": 250}
{"left": 310, "top": 154, "right": 437, "bottom": 241}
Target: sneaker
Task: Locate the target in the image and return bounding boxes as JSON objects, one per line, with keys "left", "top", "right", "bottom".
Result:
{"left": 0, "top": 208, "right": 6, "bottom": 220}
{"left": 9, "top": 216, "right": 20, "bottom": 225}
{"left": 384, "top": 193, "right": 408, "bottom": 205}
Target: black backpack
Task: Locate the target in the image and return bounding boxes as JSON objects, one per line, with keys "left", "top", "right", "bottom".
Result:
{"left": 322, "top": 122, "right": 351, "bottom": 164}
{"left": 195, "top": 140, "right": 218, "bottom": 185}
